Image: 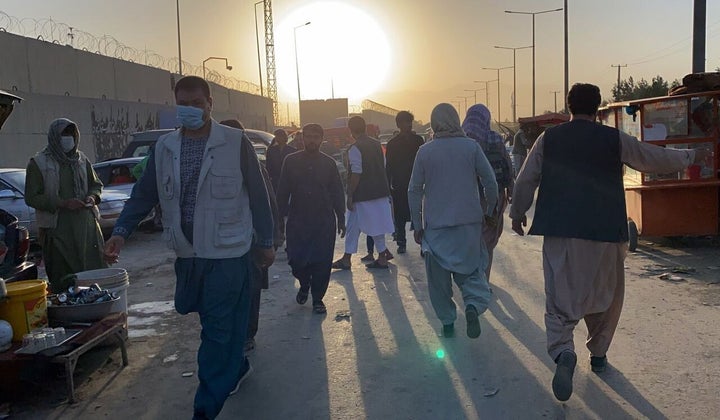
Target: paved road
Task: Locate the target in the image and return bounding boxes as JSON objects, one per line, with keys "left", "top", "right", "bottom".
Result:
{"left": 10, "top": 222, "right": 720, "bottom": 419}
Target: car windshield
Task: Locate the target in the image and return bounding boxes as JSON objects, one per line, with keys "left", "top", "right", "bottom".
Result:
{"left": 2, "top": 170, "right": 25, "bottom": 191}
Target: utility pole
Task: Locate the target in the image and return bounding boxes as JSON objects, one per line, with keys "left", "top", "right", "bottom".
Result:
{"left": 464, "top": 89, "right": 484, "bottom": 105}
{"left": 264, "top": 0, "right": 279, "bottom": 125}
{"left": 474, "top": 80, "right": 496, "bottom": 107}
{"left": 693, "top": 0, "right": 707, "bottom": 73}
{"left": 564, "top": 0, "right": 569, "bottom": 112}
{"left": 611, "top": 64, "right": 628, "bottom": 87}
{"left": 176, "top": 0, "right": 183, "bottom": 75}
{"left": 551, "top": 90, "right": 561, "bottom": 113}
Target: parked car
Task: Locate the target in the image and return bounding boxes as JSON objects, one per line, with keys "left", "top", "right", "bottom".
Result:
{"left": 122, "top": 128, "right": 274, "bottom": 159}
{"left": 0, "top": 208, "right": 37, "bottom": 283}
{"left": 92, "top": 157, "right": 155, "bottom": 234}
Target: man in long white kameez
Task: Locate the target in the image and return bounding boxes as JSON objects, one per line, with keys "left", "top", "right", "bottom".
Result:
{"left": 510, "top": 83, "right": 707, "bottom": 401}
{"left": 333, "top": 116, "right": 395, "bottom": 270}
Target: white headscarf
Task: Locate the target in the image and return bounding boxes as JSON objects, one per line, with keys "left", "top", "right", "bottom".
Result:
{"left": 430, "top": 103, "right": 466, "bottom": 139}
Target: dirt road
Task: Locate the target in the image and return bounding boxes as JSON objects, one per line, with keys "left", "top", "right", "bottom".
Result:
{"left": 6, "top": 224, "right": 720, "bottom": 419}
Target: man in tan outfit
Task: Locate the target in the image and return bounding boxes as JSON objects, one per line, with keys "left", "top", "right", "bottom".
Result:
{"left": 510, "top": 83, "right": 708, "bottom": 402}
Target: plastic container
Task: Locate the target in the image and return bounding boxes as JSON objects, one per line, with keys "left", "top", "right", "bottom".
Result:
{"left": 74, "top": 268, "right": 129, "bottom": 314}
{"left": 0, "top": 280, "right": 48, "bottom": 341}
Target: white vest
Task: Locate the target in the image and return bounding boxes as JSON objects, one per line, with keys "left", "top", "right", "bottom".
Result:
{"left": 31, "top": 150, "right": 91, "bottom": 229}
{"left": 155, "top": 120, "right": 253, "bottom": 259}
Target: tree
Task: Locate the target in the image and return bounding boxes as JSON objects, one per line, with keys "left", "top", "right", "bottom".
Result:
{"left": 611, "top": 75, "right": 681, "bottom": 102}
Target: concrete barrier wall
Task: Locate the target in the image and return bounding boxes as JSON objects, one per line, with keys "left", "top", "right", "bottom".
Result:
{"left": 0, "top": 31, "right": 274, "bottom": 166}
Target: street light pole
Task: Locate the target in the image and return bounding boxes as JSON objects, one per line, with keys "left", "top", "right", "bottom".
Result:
{"left": 202, "top": 57, "right": 233, "bottom": 80}
{"left": 474, "top": 80, "right": 496, "bottom": 106}
{"left": 495, "top": 45, "right": 532, "bottom": 122}
{"left": 294, "top": 22, "right": 311, "bottom": 123}
{"left": 551, "top": 90, "right": 561, "bottom": 112}
{"left": 254, "top": 1, "right": 264, "bottom": 96}
{"left": 176, "top": 0, "right": 182, "bottom": 75}
{"left": 505, "top": 7, "right": 563, "bottom": 116}
{"left": 464, "top": 89, "right": 484, "bottom": 105}
{"left": 482, "top": 67, "right": 513, "bottom": 122}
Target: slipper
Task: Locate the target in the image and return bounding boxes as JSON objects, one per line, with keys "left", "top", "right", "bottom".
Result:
{"left": 313, "top": 301, "right": 327, "bottom": 314}
{"left": 331, "top": 260, "right": 351, "bottom": 270}
{"left": 296, "top": 290, "right": 309, "bottom": 305}
{"left": 360, "top": 253, "right": 375, "bottom": 262}
{"left": 365, "top": 260, "right": 389, "bottom": 269}
{"left": 381, "top": 250, "right": 394, "bottom": 261}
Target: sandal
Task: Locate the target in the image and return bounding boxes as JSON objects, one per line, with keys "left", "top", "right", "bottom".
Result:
{"left": 296, "top": 289, "right": 309, "bottom": 305}
{"left": 360, "top": 253, "right": 375, "bottom": 262}
{"left": 365, "top": 260, "right": 389, "bottom": 269}
{"left": 331, "top": 259, "right": 351, "bottom": 270}
{"left": 313, "top": 301, "right": 327, "bottom": 314}
{"left": 381, "top": 250, "right": 394, "bottom": 261}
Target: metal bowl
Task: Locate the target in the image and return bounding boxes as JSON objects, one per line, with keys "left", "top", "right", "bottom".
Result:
{"left": 47, "top": 297, "right": 120, "bottom": 323}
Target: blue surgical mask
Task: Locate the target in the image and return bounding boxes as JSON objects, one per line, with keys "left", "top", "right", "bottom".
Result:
{"left": 176, "top": 105, "right": 206, "bottom": 130}
{"left": 60, "top": 136, "right": 75, "bottom": 152}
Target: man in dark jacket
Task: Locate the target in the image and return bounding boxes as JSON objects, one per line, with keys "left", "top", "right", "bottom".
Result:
{"left": 385, "top": 111, "right": 424, "bottom": 254}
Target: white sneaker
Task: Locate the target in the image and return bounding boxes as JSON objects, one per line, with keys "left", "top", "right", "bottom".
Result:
{"left": 229, "top": 362, "right": 253, "bottom": 396}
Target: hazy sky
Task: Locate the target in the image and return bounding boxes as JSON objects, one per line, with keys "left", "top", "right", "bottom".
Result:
{"left": 2, "top": 0, "right": 719, "bottom": 124}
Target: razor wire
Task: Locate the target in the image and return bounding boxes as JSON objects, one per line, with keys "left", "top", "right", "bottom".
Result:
{"left": 0, "top": 12, "right": 260, "bottom": 95}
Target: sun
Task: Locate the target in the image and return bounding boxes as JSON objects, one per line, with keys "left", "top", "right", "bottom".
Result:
{"left": 275, "top": 2, "right": 392, "bottom": 102}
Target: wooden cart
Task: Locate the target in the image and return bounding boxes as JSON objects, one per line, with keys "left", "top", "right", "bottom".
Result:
{"left": 599, "top": 91, "right": 720, "bottom": 250}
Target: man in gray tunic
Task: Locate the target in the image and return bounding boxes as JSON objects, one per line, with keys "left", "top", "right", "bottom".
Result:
{"left": 511, "top": 83, "right": 708, "bottom": 402}
{"left": 408, "top": 103, "right": 498, "bottom": 339}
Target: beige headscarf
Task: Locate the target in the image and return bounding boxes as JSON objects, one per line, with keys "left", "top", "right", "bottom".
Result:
{"left": 430, "top": 103, "right": 466, "bottom": 139}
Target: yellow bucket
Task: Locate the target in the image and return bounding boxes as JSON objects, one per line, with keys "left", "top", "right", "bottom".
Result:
{"left": 0, "top": 280, "right": 48, "bottom": 341}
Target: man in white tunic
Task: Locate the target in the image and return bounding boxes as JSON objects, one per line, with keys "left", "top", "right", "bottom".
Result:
{"left": 333, "top": 116, "right": 395, "bottom": 269}
{"left": 408, "top": 103, "right": 498, "bottom": 339}
{"left": 510, "top": 83, "right": 708, "bottom": 401}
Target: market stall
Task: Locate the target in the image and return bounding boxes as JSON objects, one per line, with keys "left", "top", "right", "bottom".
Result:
{"left": 599, "top": 90, "right": 720, "bottom": 250}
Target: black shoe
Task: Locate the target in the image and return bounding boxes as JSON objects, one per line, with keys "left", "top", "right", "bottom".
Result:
{"left": 313, "top": 300, "right": 327, "bottom": 314}
{"left": 465, "top": 305, "right": 481, "bottom": 338}
{"left": 442, "top": 323, "right": 454, "bottom": 338}
{"left": 296, "top": 289, "right": 309, "bottom": 305}
{"left": 552, "top": 351, "right": 577, "bottom": 401}
{"left": 397, "top": 245, "right": 407, "bottom": 254}
{"left": 360, "top": 253, "right": 375, "bottom": 262}
{"left": 590, "top": 355, "right": 607, "bottom": 373}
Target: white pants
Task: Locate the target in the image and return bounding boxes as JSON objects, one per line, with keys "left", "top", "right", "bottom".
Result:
{"left": 344, "top": 209, "right": 387, "bottom": 254}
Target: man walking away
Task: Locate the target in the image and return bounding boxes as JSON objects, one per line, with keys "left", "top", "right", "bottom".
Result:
{"left": 462, "top": 104, "right": 514, "bottom": 281}
{"left": 332, "top": 116, "right": 395, "bottom": 270}
{"left": 25, "top": 118, "right": 106, "bottom": 293}
{"left": 510, "top": 83, "right": 708, "bottom": 402}
{"left": 385, "top": 111, "right": 424, "bottom": 254}
{"left": 408, "top": 103, "right": 498, "bottom": 339}
{"left": 104, "top": 76, "right": 274, "bottom": 419}
{"left": 276, "top": 123, "right": 346, "bottom": 314}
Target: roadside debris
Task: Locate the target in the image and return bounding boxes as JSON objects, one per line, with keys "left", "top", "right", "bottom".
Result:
{"left": 658, "top": 273, "right": 686, "bottom": 282}
{"left": 644, "top": 265, "right": 696, "bottom": 275}
{"left": 163, "top": 353, "right": 179, "bottom": 363}
{"left": 182, "top": 372, "right": 194, "bottom": 378}
{"left": 483, "top": 388, "right": 500, "bottom": 397}
{"left": 335, "top": 310, "right": 351, "bottom": 322}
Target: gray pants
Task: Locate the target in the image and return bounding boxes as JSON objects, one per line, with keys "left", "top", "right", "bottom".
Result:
{"left": 424, "top": 252, "right": 492, "bottom": 325}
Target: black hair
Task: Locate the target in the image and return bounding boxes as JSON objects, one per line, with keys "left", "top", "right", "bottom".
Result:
{"left": 302, "top": 123, "right": 324, "bottom": 136}
{"left": 348, "top": 116, "right": 366, "bottom": 135}
{"left": 396, "top": 111, "right": 414, "bottom": 125}
{"left": 567, "top": 83, "right": 602, "bottom": 116}
{"left": 174, "top": 76, "right": 211, "bottom": 99}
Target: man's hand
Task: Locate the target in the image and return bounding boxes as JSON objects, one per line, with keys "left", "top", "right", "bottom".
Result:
{"left": 346, "top": 197, "right": 355, "bottom": 211}
{"left": 103, "top": 235, "right": 125, "bottom": 264}
{"left": 511, "top": 215, "right": 527, "bottom": 236}
{"left": 61, "top": 198, "right": 86, "bottom": 210}
{"left": 257, "top": 247, "right": 275, "bottom": 268}
{"left": 414, "top": 229, "right": 424, "bottom": 245}
{"left": 338, "top": 222, "right": 346, "bottom": 238}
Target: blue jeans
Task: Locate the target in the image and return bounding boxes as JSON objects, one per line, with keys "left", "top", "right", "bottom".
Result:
{"left": 175, "top": 254, "right": 252, "bottom": 420}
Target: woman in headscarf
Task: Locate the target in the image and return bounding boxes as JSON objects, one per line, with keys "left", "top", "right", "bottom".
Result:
{"left": 407, "top": 103, "right": 498, "bottom": 338}
{"left": 462, "top": 104, "right": 514, "bottom": 282}
{"left": 25, "top": 118, "right": 106, "bottom": 292}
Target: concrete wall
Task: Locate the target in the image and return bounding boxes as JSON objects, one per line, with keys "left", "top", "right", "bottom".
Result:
{"left": 0, "top": 31, "right": 274, "bottom": 166}
{"left": 362, "top": 109, "right": 397, "bottom": 134}
{"left": 300, "top": 98, "right": 348, "bottom": 128}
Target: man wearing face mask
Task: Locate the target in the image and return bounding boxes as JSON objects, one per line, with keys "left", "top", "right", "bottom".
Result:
{"left": 25, "top": 118, "right": 107, "bottom": 292}
{"left": 103, "top": 76, "right": 274, "bottom": 419}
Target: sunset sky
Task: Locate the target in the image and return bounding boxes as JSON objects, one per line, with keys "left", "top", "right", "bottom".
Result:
{"left": 2, "top": 0, "right": 720, "bottom": 124}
